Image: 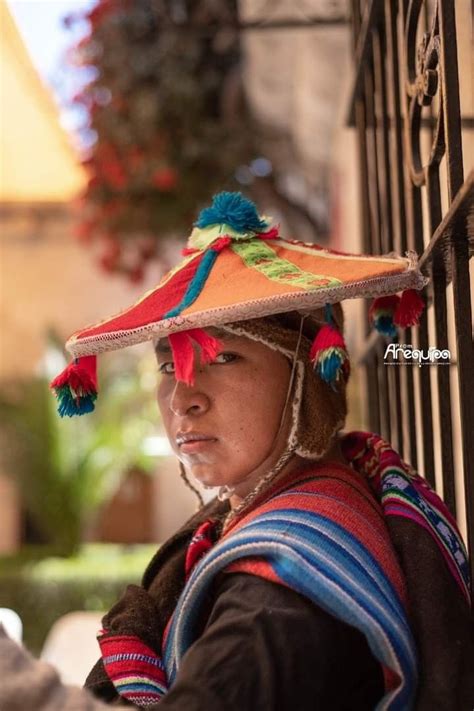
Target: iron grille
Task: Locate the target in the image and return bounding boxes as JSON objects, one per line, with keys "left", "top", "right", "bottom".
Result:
{"left": 349, "top": 0, "right": 474, "bottom": 586}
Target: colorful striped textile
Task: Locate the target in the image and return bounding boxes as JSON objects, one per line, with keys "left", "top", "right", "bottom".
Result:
{"left": 99, "top": 431, "right": 470, "bottom": 709}
{"left": 98, "top": 633, "right": 168, "bottom": 705}
{"left": 162, "top": 463, "right": 418, "bottom": 710}
{"left": 340, "top": 431, "right": 470, "bottom": 604}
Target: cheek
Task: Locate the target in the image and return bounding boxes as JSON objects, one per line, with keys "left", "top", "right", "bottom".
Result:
{"left": 157, "top": 381, "right": 173, "bottom": 435}
{"left": 218, "top": 364, "right": 289, "bottom": 456}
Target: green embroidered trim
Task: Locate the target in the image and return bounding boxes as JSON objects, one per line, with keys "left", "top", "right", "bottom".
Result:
{"left": 188, "top": 224, "right": 256, "bottom": 251}
{"left": 232, "top": 240, "right": 343, "bottom": 291}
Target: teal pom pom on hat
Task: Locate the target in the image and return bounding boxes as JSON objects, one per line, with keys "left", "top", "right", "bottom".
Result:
{"left": 194, "top": 191, "right": 270, "bottom": 233}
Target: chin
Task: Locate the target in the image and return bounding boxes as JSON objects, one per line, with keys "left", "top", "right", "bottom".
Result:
{"left": 193, "top": 473, "right": 227, "bottom": 490}
{"left": 185, "top": 462, "right": 224, "bottom": 489}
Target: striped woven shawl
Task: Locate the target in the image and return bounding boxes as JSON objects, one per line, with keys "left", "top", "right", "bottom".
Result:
{"left": 163, "top": 460, "right": 417, "bottom": 710}
{"left": 99, "top": 431, "right": 470, "bottom": 710}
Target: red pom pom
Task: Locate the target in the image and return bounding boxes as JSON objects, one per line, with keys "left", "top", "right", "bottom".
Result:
{"left": 393, "top": 289, "right": 425, "bottom": 328}
{"left": 310, "top": 323, "right": 346, "bottom": 362}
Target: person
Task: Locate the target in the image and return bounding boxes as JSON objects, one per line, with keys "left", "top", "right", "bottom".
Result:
{"left": 1, "top": 192, "right": 472, "bottom": 710}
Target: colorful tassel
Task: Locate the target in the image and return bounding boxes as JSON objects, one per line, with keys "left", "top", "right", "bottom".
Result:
{"left": 310, "top": 304, "right": 350, "bottom": 387}
{"left": 168, "top": 329, "right": 221, "bottom": 386}
{"left": 369, "top": 295, "right": 400, "bottom": 338}
{"left": 187, "top": 329, "right": 221, "bottom": 364}
{"left": 50, "top": 355, "right": 98, "bottom": 417}
{"left": 393, "top": 289, "right": 424, "bottom": 328}
{"left": 195, "top": 191, "right": 269, "bottom": 233}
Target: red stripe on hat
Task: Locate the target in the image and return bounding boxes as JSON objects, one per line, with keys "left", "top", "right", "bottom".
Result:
{"left": 77, "top": 255, "right": 203, "bottom": 339}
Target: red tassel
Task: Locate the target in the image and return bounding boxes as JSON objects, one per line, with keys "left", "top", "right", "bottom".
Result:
{"left": 368, "top": 294, "right": 400, "bottom": 338}
{"left": 310, "top": 323, "right": 350, "bottom": 385}
{"left": 393, "top": 289, "right": 425, "bottom": 328}
{"left": 168, "top": 332, "right": 195, "bottom": 385}
{"left": 210, "top": 236, "right": 232, "bottom": 252}
{"left": 368, "top": 294, "right": 400, "bottom": 322}
{"left": 51, "top": 355, "right": 97, "bottom": 391}
{"left": 50, "top": 355, "right": 98, "bottom": 417}
{"left": 187, "top": 329, "right": 221, "bottom": 364}
{"left": 168, "top": 329, "right": 222, "bottom": 385}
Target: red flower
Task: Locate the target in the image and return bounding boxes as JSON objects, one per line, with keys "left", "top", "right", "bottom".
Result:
{"left": 137, "top": 236, "right": 156, "bottom": 260}
{"left": 127, "top": 149, "right": 144, "bottom": 171}
{"left": 128, "top": 264, "right": 144, "bottom": 283}
{"left": 151, "top": 167, "right": 178, "bottom": 191}
{"left": 99, "top": 253, "right": 117, "bottom": 273}
{"left": 102, "top": 235, "right": 121, "bottom": 258}
{"left": 75, "top": 221, "right": 95, "bottom": 244}
{"left": 98, "top": 235, "right": 121, "bottom": 272}
{"left": 103, "top": 161, "right": 127, "bottom": 190}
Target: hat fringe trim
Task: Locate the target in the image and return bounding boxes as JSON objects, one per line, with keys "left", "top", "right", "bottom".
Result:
{"left": 67, "top": 265, "right": 428, "bottom": 357}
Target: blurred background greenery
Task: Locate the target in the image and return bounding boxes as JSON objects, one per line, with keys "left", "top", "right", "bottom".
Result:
{"left": 0, "top": 340, "right": 158, "bottom": 554}
{"left": 0, "top": 544, "right": 156, "bottom": 653}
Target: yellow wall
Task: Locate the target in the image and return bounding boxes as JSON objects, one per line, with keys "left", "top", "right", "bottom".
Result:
{"left": 0, "top": 1, "right": 85, "bottom": 202}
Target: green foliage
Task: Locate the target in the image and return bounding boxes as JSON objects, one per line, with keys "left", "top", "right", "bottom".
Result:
{"left": 0, "top": 347, "right": 160, "bottom": 552}
{"left": 0, "top": 544, "right": 156, "bottom": 654}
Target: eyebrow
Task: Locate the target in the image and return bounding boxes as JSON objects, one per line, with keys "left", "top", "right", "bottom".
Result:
{"left": 154, "top": 339, "right": 171, "bottom": 354}
{"left": 154, "top": 328, "right": 237, "bottom": 355}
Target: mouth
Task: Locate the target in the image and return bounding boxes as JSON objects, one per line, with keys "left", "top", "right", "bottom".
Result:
{"left": 176, "top": 432, "right": 217, "bottom": 454}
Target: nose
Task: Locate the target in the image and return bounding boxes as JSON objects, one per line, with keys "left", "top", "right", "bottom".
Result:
{"left": 169, "top": 379, "right": 211, "bottom": 417}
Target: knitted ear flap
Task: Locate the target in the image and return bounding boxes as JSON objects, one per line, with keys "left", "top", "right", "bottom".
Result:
{"left": 222, "top": 305, "right": 348, "bottom": 461}
{"left": 295, "top": 303, "right": 348, "bottom": 459}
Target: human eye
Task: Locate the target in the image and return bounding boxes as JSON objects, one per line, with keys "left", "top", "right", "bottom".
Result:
{"left": 213, "top": 352, "right": 239, "bottom": 365}
{"left": 158, "top": 361, "right": 175, "bottom": 375}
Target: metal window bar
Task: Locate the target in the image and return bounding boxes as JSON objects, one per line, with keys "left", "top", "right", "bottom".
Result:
{"left": 348, "top": 0, "right": 474, "bottom": 588}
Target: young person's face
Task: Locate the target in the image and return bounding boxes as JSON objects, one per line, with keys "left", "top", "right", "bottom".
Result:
{"left": 156, "top": 331, "right": 292, "bottom": 492}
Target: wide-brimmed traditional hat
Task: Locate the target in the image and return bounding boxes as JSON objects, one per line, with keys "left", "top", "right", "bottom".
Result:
{"left": 51, "top": 192, "right": 428, "bottom": 416}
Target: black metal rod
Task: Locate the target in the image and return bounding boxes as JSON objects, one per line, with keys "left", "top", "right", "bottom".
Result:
{"left": 432, "top": 254, "right": 457, "bottom": 515}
